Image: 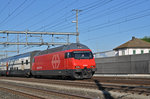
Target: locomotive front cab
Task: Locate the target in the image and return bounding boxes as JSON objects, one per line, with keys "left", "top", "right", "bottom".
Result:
{"left": 65, "top": 50, "right": 96, "bottom": 79}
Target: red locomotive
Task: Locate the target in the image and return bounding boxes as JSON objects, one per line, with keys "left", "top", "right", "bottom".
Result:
{"left": 0, "top": 43, "right": 96, "bottom": 79}
{"left": 32, "top": 43, "right": 96, "bottom": 79}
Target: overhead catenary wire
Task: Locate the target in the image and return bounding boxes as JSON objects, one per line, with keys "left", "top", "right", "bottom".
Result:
{"left": 1, "top": 0, "right": 36, "bottom": 27}
{"left": 25, "top": 0, "right": 77, "bottom": 30}
{"left": 77, "top": 0, "right": 102, "bottom": 9}
{"left": 56, "top": 0, "right": 146, "bottom": 31}
{"left": 32, "top": 0, "right": 105, "bottom": 31}
{"left": 0, "top": 0, "right": 12, "bottom": 16}
{"left": 82, "top": 24, "right": 150, "bottom": 42}
{"left": 9, "top": 0, "right": 110, "bottom": 32}
{"left": 13, "top": 0, "right": 64, "bottom": 29}
{"left": 45, "top": 0, "right": 134, "bottom": 32}
{"left": 54, "top": 0, "right": 149, "bottom": 32}
{"left": 80, "top": 0, "right": 113, "bottom": 15}
{"left": 86, "top": 11, "right": 150, "bottom": 32}
{"left": 87, "top": 8, "right": 150, "bottom": 30}
{"left": 0, "top": 0, "right": 28, "bottom": 26}
{"left": 38, "top": 0, "right": 112, "bottom": 32}
{"left": 79, "top": 0, "right": 138, "bottom": 24}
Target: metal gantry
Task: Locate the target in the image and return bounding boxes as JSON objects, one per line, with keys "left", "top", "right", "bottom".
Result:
{"left": 0, "top": 30, "right": 78, "bottom": 45}
{"left": 0, "top": 31, "right": 78, "bottom": 45}
{"left": 0, "top": 30, "right": 78, "bottom": 58}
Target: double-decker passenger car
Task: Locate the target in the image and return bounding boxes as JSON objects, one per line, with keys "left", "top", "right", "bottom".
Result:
{"left": 0, "top": 51, "right": 39, "bottom": 77}
{"left": 0, "top": 43, "right": 96, "bottom": 79}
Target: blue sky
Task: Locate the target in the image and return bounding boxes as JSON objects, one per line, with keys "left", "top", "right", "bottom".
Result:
{"left": 0, "top": 0, "right": 150, "bottom": 57}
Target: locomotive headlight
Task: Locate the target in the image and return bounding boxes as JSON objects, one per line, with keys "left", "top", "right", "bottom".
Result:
{"left": 75, "top": 66, "right": 80, "bottom": 68}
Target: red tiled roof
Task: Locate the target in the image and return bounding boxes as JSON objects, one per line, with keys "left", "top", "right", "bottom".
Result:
{"left": 113, "top": 37, "right": 150, "bottom": 50}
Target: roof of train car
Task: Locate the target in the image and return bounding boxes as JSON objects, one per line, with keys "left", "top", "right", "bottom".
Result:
{"left": 0, "top": 51, "right": 39, "bottom": 62}
{"left": 0, "top": 43, "right": 89, "bottom": 62}
{"left": 37, "top": 43, "right": 89, "bottom": 56}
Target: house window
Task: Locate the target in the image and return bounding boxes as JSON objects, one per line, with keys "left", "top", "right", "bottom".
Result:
{"left": 141, "top": 50, "right": 144, "bottom": 54}
{"left": 133, "top": 50, "right": 136, "bottom": 55}
{"left": 122, "top": 50, "right": 125, "bottom": 55}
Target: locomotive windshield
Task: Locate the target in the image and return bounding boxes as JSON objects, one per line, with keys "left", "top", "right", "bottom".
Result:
{"left": 65, "top": 51, "right": 93, "bottom": 59}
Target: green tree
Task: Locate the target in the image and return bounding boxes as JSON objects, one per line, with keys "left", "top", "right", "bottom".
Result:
{"left": 141, "top": 36, "right": 150, "bottom": 43}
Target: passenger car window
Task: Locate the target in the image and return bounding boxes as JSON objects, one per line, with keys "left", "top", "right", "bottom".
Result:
{"left": 21, "top": 61, "right": 24, "bottom": 65}
{"left": 26, "top": 60, "right": 28, "bottom": 65}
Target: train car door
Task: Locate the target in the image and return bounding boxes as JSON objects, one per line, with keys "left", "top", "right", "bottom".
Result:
{"left": 64, "top": 52, "right": 69, "bottom": 70}
{"left": 6, "top": 62, "right": 9, "bottom": 76}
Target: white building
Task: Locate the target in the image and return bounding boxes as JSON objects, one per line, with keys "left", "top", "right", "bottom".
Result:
{"left": 114, "top": 37, "right": 150, "bottom": 56}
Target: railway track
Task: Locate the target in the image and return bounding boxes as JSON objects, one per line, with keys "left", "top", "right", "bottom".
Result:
{"left": 1, "top": 76, "right": 150, "bottom": 86}
{"left": 0, "top": 81, "right": 90, "bottom": 99}
{"left": 36, "top": 79, "right": 150, "bottom": 96}
{"left": 93, "top": 76, "right": 150, "bottom": 85}
{"left": 0, "top": 86, "right": 45, "bottom": 99}
{"left": 0, "top": 77, "right": 150, "bottom": 98}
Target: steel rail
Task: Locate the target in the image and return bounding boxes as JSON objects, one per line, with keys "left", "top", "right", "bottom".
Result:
{"left": 0, "top": 86, "right": 45, "bottom": 99}
{"left": 0, "top": 81, "right": 91, "bottom": 99}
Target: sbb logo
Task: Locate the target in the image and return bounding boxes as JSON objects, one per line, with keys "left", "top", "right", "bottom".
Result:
{"left": 51, "top": 54, "right": 60, "bottom": 69}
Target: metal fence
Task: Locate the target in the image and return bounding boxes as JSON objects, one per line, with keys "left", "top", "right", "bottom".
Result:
{"left": 95, "top": 53, "right": 150, "bottom": 74}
